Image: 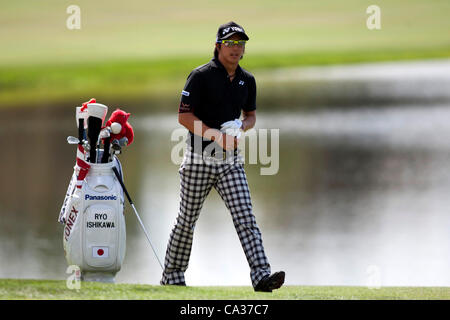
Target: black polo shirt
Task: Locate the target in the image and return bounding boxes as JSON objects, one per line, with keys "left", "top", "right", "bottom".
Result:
{"left": 178, "top": 57, "right": 256, "bottom": 153}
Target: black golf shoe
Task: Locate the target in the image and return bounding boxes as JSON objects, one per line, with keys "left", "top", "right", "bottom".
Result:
{"left": 174, "top": 281, "right": 186, "bottom": 286}
{"left": 161, "top": 281, "right": 186, "bottom": 286}
{"left": 254, "top": 271, "right": 285, "bottom": 292}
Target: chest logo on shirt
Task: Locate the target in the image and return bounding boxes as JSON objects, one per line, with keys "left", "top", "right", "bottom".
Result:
{"left": 239, "top": 80, "right": 245, "bottom": 86}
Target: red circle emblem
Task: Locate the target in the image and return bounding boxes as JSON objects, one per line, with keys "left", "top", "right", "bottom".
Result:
{"left": 97, "top": 249, "right": 104, "bottom": 256}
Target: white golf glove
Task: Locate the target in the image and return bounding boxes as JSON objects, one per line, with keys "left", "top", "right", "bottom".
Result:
{"left": 220, "top": 119, "right": 242, "bottom": 139}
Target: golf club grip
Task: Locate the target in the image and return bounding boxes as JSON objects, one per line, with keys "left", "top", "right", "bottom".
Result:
{"left": 101, "top": 137, "right": 111, "bottom": 163}
{"left": 78, "top": 119, "right": 84, "bottom": 145}
{"left": 87, "top": 116, "right": 102, "bottom": 162}
{"left": 112, "top": 167, "right": 133, "bottom": 205}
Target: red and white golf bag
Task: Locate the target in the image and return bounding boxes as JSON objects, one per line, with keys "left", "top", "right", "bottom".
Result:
{"left": 59, "top": 100, "right": 127, "bottom": 283}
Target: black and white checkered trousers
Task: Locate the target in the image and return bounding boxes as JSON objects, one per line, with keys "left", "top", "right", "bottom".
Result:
{"left": 160, "top": 148, "right": 271, "bottom": 288}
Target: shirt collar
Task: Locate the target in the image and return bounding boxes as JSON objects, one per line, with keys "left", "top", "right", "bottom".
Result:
{"left": 211, "top": 57, "right": 243, "bottom": 76}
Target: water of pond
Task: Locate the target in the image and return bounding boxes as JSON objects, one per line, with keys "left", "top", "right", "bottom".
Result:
{"left": 1, "top": 103, "right": 449, "bottom": 287}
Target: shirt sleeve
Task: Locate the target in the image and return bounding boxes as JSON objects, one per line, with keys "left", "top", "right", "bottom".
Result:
{"left": 243, "top": 75, "right": 256, "bottom": 112}
{"left": 178, "top": 70, "right": 202, "bottom": 113}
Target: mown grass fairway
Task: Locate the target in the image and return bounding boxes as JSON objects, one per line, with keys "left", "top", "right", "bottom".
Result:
{"left": 2, "top": 0, "right": 450, "bottom": 66}
{"left": 1, "top": 0, "right": 449, "bottom": 108}
{"left": 0, "top": 279, "right": 448, "bottom": 300}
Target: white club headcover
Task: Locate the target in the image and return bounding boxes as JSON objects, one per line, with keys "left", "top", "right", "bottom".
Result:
{"left": 76, "top": 106, "right": 88, "bottom": 128}
{"left": 87, "top": 103, "right": 108, "bottom": 124}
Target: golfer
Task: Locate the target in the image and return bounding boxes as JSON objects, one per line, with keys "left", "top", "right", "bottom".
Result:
{"left": 161, "top": 21, "right": 285, "bottom": 292}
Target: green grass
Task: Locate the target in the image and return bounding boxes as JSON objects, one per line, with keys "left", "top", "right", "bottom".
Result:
{"left": 2, "top": 46, "right": 450, "bottom": 110}
{"left": 0, "top": 279, "right": 448, "bottom": 300}
{"left": 2, "top": 0, "right": 449, "bottom": 66}
{"left": 1, "top": 0, "right": 449, "bottom": 108}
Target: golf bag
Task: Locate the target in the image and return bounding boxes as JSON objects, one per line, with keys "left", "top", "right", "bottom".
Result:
{"left": 59, "top": 100, "right": 127, "bottom": 283}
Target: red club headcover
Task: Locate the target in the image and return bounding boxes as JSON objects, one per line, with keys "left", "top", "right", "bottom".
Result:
{"left": 105, "top": 108, "right": 134, "bottom": 145}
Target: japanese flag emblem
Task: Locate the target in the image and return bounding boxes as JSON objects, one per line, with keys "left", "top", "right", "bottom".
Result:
{"left": 93, "top": 246, "right": 109, "bottom": 258}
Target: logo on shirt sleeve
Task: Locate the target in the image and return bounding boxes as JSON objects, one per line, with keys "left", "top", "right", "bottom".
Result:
{"left": 179, "top": 102, "right": 192, "bottom": 113}
{"left": 181, "top": 90, "right": 190, "bottom": 97}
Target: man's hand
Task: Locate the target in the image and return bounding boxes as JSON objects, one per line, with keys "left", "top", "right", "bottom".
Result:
{"left": 220, "top": 119, "right": 242, "bottom": 139}
{"left": 221, "top": 119, "right": 242, "bottom": 130}
{"left": 178, "top": 113, "right": 240, "bottom": 151}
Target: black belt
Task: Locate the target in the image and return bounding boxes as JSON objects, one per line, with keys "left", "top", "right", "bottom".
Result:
{"left": 187, "top": 132, "right": 238, "bottom": 158}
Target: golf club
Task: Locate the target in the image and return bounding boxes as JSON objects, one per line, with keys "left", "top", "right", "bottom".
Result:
{"left": 101, "top": 137, "right": 112, "bottom": 163}
{"left": 100, "top": 127, "right": 112, "bottom": 163}
{"left": 86, "top": 103, "right": 108, "bottom": 163}
{"left": 67, "top": 136, "right": 79, "bottom": 145}
{"left": 67, "top": 136, "right": 90, "bottom": 151}
{"left": 78, "top": 118, "right": 85, "bottom": 145}
{"left": 88, "top": 117, "right": 102, "bottom": 162}
{"left": 112, "top": 166, "right": 164, "bottom": 270}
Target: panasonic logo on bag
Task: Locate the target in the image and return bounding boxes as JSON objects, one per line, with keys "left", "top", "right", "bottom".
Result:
{"left": 85, "top": 194, "right": 117, "bottom": 201}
